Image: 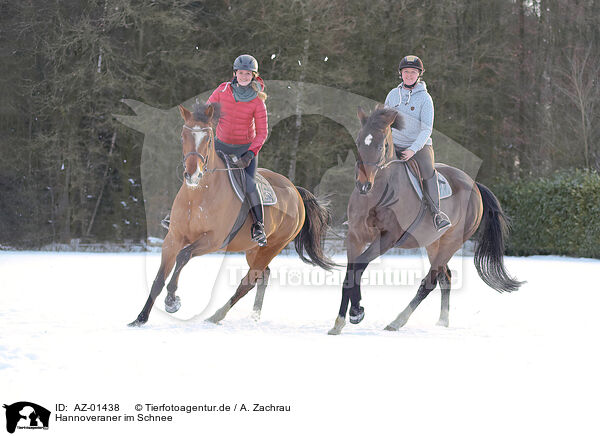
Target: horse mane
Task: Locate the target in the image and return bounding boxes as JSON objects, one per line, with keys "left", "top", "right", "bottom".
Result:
{"left": 192, "top": 101, "right": 221, "bottom": 125}
{"left": 366, "top": 106, "right": 404, "bottom": 132}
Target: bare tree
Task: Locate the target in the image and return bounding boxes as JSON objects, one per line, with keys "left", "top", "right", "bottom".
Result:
{"left": 555, "top": 43, "right": 600, "bottom": 169}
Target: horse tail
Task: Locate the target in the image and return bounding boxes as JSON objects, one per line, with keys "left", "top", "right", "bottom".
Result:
{"left": 474, "top": 182, "right": 524, "bottom": 293}
{"left": 293, "top": 186, "right": 339, "bottom": 271}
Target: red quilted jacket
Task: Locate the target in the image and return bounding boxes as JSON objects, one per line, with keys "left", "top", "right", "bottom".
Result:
{"left": 207, "top": 78, "right": 268, "bottom": 155}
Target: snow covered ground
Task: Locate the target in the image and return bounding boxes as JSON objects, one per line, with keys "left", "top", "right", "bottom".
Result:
{"left": 1, "top": 251, "right": 599, "bottom": 435}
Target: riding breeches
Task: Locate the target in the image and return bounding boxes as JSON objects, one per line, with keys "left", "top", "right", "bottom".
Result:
{"left": 396, "top": 144, "right": 435, "bottom": 179}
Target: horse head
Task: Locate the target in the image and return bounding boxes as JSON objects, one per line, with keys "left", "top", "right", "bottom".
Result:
{"left": 354, "top": 106, "right": 403, "bottom": 194}
{"left": 178, "top": 101, "right": 220, "bottom": 188}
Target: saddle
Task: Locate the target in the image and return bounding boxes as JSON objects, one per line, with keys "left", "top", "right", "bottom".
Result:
{"left": 216, "top": 150, "right": 277, "bottom": 205}
{"left": 391, "top": 160, "right": 452, "bottom": 249}
{"left": 216, "top": 150, "right": 277, "bottom": 248}
{"left": 404, "top": 159, "right": 452, "bottom": 200}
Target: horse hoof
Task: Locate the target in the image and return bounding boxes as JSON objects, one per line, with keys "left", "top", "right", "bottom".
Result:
{"left": 128, "top": 319, "right": 146, "bottom": 327}
{"left": 436, "top": 319, "right": 449, "bottom": 327}
{"left": 250, "top": 310, "right": 261, "bottom": 322}
{"left": 384, "top": 324, "right": 398, "bottom": 331}
{"left": 165, "top": 295, "right": 181, "bottom": 313}
{"left": 328, "top": 316, "right": 346, "bottom": 335}
{"left": 206, "top": 313, "right": 223, "bottom": 324}
{"left": 349, "top": 306, "right": 365, "bottom": 324}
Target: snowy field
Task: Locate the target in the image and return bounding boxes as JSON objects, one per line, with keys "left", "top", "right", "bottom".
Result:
{"left": 1, "top": 251, "right": 599, "bottom": 435}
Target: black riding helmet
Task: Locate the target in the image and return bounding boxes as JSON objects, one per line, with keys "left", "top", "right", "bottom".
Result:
{"left": 233, "top": 54, "right": 259, "bottom": 73}
{"left": 398, "top": 55, "right": 424, "bottom": 73}
{"left": 398, "top": 55, "right": 424, "bottom": 89}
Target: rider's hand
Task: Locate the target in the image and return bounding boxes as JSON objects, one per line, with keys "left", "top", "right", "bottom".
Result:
{"left": 399, "top": 149, "right": 415, "bottom": 161}
{"left": 237, "top": 150, "right": 254, "bottom": 168}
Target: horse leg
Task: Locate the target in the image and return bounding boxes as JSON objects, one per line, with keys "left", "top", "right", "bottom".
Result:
{"left": 206, "top": 270, "right": 257, "bottom": 323}
{"left": 329, "top": 229, "right": 397, "bottom": 335}
{"left": 436, "top": 266, "right": 452, "bottom": 327}
{"left": 164, "top": 235, "right": 212, "bottom": 313}
{"left": 351, "top": 230, "right": 399, "bottom": 320}
{"left": 328, "top": 230, "right": 365, "bottom": 335}
{"left": 428, "top": 234, "right": 464, "bottom": 327}
{"left": 207, "top": 241, "right": 286, "bottom": 324}
{"left": 327, "top": 264, "right": 358, "bottom": 335}
{"left": 128, "top": 233, "right": 181, "bottom": 326}
{"left": 384, "top": 268, "right": 440, "bottom": 331}
{"left": 385, "top": 235, "right": 462, "bottom": 330}
{"left": 251, "top": 266, "right": 270, "bottom": 321}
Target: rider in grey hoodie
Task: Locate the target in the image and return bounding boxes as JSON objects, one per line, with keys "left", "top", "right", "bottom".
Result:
{"left": 384, "top": 55, "right": 451, "bottom": 231}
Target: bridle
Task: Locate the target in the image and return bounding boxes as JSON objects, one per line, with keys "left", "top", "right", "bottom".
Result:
{"left": 355, "top": 128, "right": 404, "bottom": 174}
{"left": 182, "top": 124, "right": 213, "bottom": 170}
{"left": 181, "top": 124, "right": 243, "bottom": 174}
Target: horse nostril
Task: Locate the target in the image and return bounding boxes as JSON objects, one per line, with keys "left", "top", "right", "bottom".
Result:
{"left": 184, "top": 172, "right": 190, "bottom": 180}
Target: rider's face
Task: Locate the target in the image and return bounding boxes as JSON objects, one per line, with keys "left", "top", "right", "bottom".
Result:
{"left": 401, "top": 68, "right": 420, "bottom": 86}
{"left": 235, "top": 70, "right": 253, "bottom": 86}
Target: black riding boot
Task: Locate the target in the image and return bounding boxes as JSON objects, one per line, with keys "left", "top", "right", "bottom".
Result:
{"left": 423, "top": 172, "right": 451, "bottom": 231}
{"left": 246, "top": 188, "right": 267, "bottom": 246}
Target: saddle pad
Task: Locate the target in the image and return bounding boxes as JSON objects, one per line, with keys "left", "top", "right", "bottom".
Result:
{"left": 216, "top": 150, "right": 277, "bottom": 205}
{"left": 406, "top": 165, "right": 452, "bottom": 200}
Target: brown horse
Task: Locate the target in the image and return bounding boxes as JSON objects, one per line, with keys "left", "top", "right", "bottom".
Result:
{"left": 328, "top": 107, "right": 523, "bottom": 335}
{"left": 129, "top": 102, "right": 336, "bottom": 327}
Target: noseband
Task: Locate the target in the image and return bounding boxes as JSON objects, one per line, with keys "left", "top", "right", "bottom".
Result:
{"left": 181, "top": 124, "right": 213, "bottom": 169}
{"left": 356, "top": 130, "right": 401, "bottom": 172}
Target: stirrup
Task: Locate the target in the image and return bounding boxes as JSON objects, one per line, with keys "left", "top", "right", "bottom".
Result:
{"left": 161, "top": 214, "right": 170, "bottom": 230}
{"left": 433, "top": 212, "right": 451, "bottom": 231}
{"left": 251, "top": 222, "right": 267, "bottom": 246}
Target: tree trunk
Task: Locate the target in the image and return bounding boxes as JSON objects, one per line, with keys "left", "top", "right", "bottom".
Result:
{"left": 86, "top": 131, "right": 116, "bottom": 236}
{"left": 58, "top": 160, "right": 71, "bottom": 243}
{"left": 288, "top": 14, "right": 311, "bottom": 182}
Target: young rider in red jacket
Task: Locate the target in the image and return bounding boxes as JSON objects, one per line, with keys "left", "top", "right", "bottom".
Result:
{"left": 207, "top": 54, "right": 269, "bottom": 246}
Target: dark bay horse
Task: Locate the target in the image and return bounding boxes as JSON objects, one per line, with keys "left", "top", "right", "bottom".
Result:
{"left": 129, "top": 102, "right": 336, "bottom": 327}
{"left": 328, "top": 106, "right": 523, "bottom": 335}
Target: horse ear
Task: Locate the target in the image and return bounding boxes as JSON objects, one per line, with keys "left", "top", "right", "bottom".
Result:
{"left": 357, "top": 106, "right": 368, "bottom": 126}
{"left": 207, "top": 102, "right": 221, "bottom": 126}
{"left": 383, "top": 110, "right": 398, "bottom": 127}
{"left": 204, "top": 104, "right": 214, "bottom": 120}
{"left": 178, "top": 105, "right": 191, "bottom": 122}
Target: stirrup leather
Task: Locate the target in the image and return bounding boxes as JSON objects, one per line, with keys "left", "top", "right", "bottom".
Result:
{"left": 423, "top": 171, "right": 451, "bottom": 231}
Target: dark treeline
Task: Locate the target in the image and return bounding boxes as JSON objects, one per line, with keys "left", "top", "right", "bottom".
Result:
{"left": 1, "top": 0, "right": 599, "bottom": 248}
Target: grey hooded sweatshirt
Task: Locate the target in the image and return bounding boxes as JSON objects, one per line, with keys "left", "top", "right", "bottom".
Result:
{"left": 384, "top": 81, "right": 434, "bottom": 154}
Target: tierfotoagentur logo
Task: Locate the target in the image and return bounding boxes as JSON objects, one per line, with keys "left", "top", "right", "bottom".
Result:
{"left": 226, "top": 262, "right": 463, "bottom": 289}
{"left": 3, "top": 402, "right": 50, "bottom": 434}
